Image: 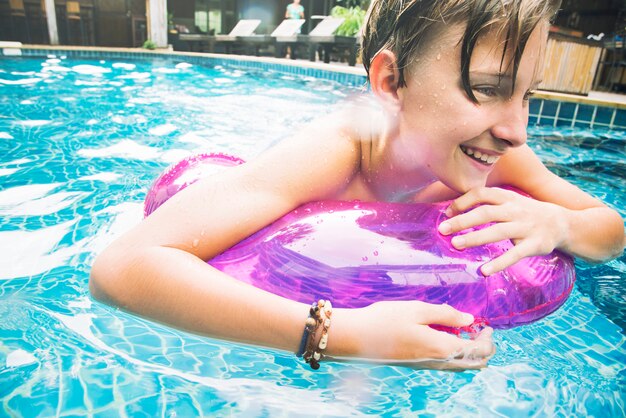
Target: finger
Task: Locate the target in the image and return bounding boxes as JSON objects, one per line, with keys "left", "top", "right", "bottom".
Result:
{"left": 449, "top": 222, "right": 523, "bottom": 249}
{"left": 452, "top": 327, "right": 495, "bottom": 360}
{"left": 445, "top": 187, "right": 512, "bottom": 217}
{"left": 447, "top": 333, "right": 496, "bottom": 370}
{"left": 439, "top": 204, "right": 511, "bottom": 236}
{"left": 418, "top": 303, "right": 475, "bottom": 327}
{"left": 447, "top": 327, "right": 495, "bottom": 360}
{"left": 409, "top": 357, "right": 489, "bottom": 371}
{"left": 418, "top": 327, "right": 495, "bottom": 370}
{"left": 386, "top": 356, "right": 489, "bottom": 371}
{"left": 481, "top": 240, "right": 536, "bottom": 275}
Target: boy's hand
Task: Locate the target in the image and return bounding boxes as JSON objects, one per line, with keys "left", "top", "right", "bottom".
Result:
{"left": 438, "top": 187, "right": 568, "bottom": 275}
{"left": 334, "top": 301, "right": 495, "bottom": 370}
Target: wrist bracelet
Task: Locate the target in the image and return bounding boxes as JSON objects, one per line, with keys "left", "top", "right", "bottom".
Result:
{"left": 298, "top": 299, "right": 332, "bottom": 370}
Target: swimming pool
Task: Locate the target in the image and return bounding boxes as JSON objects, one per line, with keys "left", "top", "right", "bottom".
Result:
{"left": 1, "top": 54, "right": 624, "bottom": 416}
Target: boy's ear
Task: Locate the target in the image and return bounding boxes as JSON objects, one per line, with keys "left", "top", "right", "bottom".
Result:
{"left": 369, "top": 50, "right": 401, "bottom": 112}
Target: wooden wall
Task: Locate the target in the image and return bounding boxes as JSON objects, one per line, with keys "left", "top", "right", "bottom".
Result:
{"left": 539, "top": 34, "right": 603, "bottom": 95}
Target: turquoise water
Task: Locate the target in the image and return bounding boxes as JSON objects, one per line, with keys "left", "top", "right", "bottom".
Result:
{"left": 0, "top": 56, "right": 625, "bottom": 417}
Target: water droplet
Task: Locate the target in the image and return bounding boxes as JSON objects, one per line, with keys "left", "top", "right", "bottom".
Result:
{"left": 192, "top": 239, "right": 199, "bottom": 248}
{"left": 436, "top": 53, "right": 441, "bottom": 60}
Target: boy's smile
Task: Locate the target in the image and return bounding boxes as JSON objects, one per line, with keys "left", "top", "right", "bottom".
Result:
{"left": 459, "top": 145, "right": 500, "bottom": 166}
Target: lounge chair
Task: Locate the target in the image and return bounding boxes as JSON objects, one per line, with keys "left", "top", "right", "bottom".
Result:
{"left": 178, "top": 19, "right": 261, "bottom": 53}
{"left": 217, "top": 19, "right": 262, "bottom": 41}
{"left": 299, "top": 17, "right": 360, "bottom": 66}
{"left": 235, "top": 19, "right": 305, "bottom": 57}
{"left": 269, "top": 19, "right": 307, "bottom": 59}
{"left": 269, "top": 19, "right": 306, "bottom": 43}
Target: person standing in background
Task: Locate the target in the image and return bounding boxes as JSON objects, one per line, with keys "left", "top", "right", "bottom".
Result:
{"left": 286, "top": 0, "right": 305, "bottom": 21}
{"left": 285, "top": 0, "right": 305, "bottom": 58}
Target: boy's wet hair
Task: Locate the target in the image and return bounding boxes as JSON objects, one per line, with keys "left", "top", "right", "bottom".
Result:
{"left": 362, "top": 0, "right": 561, "bottom": 102}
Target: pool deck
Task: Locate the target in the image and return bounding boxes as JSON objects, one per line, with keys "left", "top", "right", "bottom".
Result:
{"left": 2, "top": 43, "right": 626, "bottom": 109}
{"left": 534, "top": 90, "right": 626, "bottom": 109}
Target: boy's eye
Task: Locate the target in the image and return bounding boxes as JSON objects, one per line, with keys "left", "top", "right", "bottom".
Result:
{"left": 472, "top": 85, "right": 498, "bottom": 97}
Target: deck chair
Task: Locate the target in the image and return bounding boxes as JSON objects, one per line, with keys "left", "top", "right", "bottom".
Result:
{"left": 308, "top": 17, "right": 344, "bottom": 37}
{"left": 270, "top": 19, "right": 306, "bottom": 42}
{"left": 216, "top": 19, "right": 261, "bottom": 41}
{"left": 299, "top": 17, "right": 360, "bottom": 66}
{"left": 268, "top": 19, "right": 311, "bottom": 59}
{"left": 235, "top": 19, "right": 305, "bottom": 57}
{"left": 178, "top": 19, "right": 261, "bottom": 52}
{"left": 236, "top": 19, "right": 304, "bottom": 45}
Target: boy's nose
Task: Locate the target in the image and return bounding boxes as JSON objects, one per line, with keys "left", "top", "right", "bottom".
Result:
{"left": 489, "top": 102, "right": 528, "bottom": 147}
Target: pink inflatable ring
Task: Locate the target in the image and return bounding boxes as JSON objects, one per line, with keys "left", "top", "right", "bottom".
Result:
{"left": 144, "top": 153, "right": 576, "bottom": 329}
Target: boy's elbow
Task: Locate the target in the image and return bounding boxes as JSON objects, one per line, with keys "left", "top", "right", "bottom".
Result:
{"left": 593, "top": 209, "right": 625, "bottom": 262}
{"left": 89, "top": 247, "right": 127, "bottom": 307}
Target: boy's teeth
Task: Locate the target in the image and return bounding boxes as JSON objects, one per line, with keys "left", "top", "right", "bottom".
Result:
{"left": 461, "top": 146, "right": 498, "bottom": 165}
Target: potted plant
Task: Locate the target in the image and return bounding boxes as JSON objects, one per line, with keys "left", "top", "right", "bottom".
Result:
{"left": 330, "top": 5, "right": 367, "bottom": 37}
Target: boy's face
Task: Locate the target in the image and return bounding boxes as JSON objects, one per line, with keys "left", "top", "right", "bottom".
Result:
{"left": 394, "top": 23, "right": 546, "bottom": 194}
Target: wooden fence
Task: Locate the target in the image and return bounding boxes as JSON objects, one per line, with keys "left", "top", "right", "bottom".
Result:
{"left": 539, "top": 33, "right": 602, "bottom": 95}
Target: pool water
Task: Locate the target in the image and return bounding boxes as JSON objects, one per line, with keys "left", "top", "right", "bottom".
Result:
{"left": 0, "top": 56, "right": 625, "bottom": 417}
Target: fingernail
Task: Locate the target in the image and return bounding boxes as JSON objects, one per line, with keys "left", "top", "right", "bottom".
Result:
{"left": 444, "top": 207, "right": 453, "bottom": 217}
{"left": 438, "top": 221, "right": 451, "bottom": 235}
{"left": 481, "top": 264, "right": 492, "bottom": 276}
{"left": 451, "top": 236, "right": 465, "bottom": 248}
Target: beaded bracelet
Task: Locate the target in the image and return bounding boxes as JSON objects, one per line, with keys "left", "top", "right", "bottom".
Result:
{"left": 298, "top": 299, "right": 332, "bottom": 370}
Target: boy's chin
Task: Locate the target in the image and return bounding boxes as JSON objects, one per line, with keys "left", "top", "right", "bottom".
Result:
{"left": 448, "top": 178, "right": 488, "bottom": 195}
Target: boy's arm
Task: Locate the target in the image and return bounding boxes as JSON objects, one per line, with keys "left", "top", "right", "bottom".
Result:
{"left": 443, "top": 144, "right": 624, "bottom": 274}
{"left": 90, "top": 114, "right": 494, "bottom": 368}
{"left": 90, "top": 115, "right": 361, "bottom": 343}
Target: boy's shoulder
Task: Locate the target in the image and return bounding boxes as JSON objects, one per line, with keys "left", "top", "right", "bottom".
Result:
{"left": 330, "top": 96, "right": 385, "bottom": 144}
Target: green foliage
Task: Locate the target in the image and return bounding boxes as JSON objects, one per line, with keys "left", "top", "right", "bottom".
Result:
{"left": 335, "top": 0, "right": 369, "bottom": 8}
{"left": 331, "top": 6, "right": 367, "bottom": 37}
{"left": 142, "top": 40, "right": 157, "bottom": 50}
